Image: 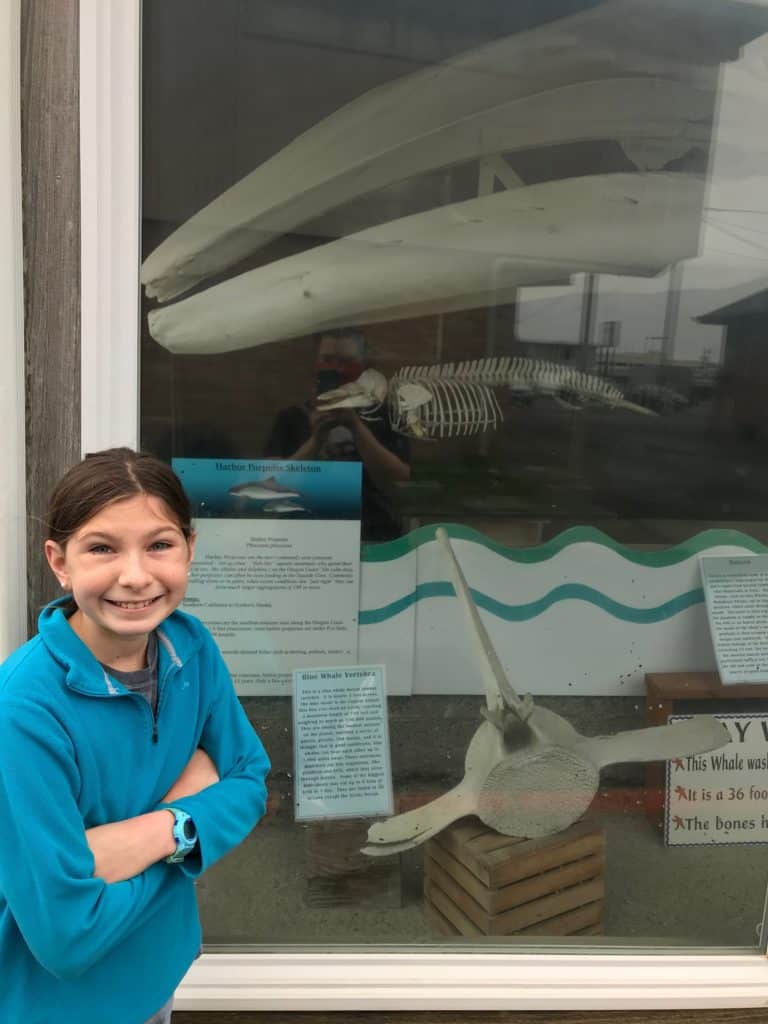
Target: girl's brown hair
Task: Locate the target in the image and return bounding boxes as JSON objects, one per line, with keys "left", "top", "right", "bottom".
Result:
{"left": 47, "top": 448, "right": 193, "bottom": 547}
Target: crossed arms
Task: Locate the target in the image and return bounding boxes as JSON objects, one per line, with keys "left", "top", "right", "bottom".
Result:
{"left": 85, "top": 748, "right": 219, "bottom": 884}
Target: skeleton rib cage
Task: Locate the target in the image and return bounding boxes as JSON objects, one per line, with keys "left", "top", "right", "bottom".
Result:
{"left": 317, "top": 356, "right": 651, "bottom": 440}
{"left": 389, "top": 373, "right": 503, "bottom": 439}
{"left": 387, "top": 357, "right": 636, "bottom": 439}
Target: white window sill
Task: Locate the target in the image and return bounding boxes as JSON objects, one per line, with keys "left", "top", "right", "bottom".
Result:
{"left": 175, "top": 951, "right": 768, "bottom": 1011}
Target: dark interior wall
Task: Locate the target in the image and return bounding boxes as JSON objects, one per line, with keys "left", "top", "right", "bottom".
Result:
{"left": 141, "top": 0, "right": 601, "bottom": 225}
{"left": 21, "top": 0, "right": 81, "bottom": 633}
{"left": 717, "top": 318, "right": 768, "bottom": 438}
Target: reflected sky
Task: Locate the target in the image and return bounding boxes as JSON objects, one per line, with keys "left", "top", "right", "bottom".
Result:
{"left": 517, "top": 34, "right": 768, "bottom": 363}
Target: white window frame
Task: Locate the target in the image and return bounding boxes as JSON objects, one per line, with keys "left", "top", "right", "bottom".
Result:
{"left": 79, "top": 0, "right": 768, "bottom": 1010}
{"left": 0, "top": 0, "right": 26, "bottom": 663}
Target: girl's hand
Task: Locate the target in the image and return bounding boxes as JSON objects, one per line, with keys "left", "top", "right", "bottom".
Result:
{"left": 84, "top": 750, "right": 219, "bottom": 883}
{"left": 86, "top": 811, "right": 176, "bottom": 883}
{"left": 161, "top": 747, "right": 219, "bottom": 803}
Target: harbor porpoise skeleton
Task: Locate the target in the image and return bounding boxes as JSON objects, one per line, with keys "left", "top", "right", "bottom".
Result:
{"left": 316, "top": 356, "right": 655, "bottom": 440}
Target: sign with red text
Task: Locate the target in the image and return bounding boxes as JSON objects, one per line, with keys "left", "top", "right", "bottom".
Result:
{"left": 666, "top": 714, "right": 768, "bottom": 846}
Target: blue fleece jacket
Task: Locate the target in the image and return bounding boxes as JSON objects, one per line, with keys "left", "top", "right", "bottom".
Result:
{"left": 0, "top": 599, "right": 270, "bottom": 1024}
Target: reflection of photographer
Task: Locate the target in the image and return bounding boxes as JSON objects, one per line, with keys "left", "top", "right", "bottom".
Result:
{"left": 264, "top": 329, "right": 410, "bottom": 540}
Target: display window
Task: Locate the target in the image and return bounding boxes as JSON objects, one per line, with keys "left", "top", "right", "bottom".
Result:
{"left": 81, "top": 0, "right": 768, "bottom": 1009}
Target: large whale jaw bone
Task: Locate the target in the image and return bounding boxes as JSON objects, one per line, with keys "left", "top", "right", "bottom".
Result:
{"left": 361, "top": 529, "right": 729, "bottom": 856}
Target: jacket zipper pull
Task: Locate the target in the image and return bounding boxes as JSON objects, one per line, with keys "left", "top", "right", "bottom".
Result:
{"left": 152, "top": 719, "right": 159, "bottom": 743}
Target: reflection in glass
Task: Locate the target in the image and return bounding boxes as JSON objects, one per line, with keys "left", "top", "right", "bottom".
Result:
{"left": 141, "top": 0, "right": 768, "bottom": 949}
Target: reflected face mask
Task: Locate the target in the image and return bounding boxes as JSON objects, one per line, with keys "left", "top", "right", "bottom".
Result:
{"left": 315, "top": 357, "right": 363, "bottom": 394}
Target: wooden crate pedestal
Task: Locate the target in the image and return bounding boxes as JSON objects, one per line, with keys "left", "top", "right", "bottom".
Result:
{"left": 424, "top": 817, "right": 604, "bottom": 937}
{"left": 305, "top": 819, "right": 402, "bottom": 909}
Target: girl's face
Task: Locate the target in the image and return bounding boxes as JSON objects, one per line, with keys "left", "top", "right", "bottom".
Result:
{"left": 44, "top": 493, "right": 195, "bottom": 666}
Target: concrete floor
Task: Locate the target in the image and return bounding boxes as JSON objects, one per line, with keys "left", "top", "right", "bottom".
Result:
{"left": 193, "top": 693, "right": 768, "bottom": 949}
{"left": 195, "top": 807, "right": 767, "bottom": 949}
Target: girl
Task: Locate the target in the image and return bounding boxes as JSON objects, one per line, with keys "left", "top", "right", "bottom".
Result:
{"left": 0, "top": 449, "right": 270, "bottom": 1024}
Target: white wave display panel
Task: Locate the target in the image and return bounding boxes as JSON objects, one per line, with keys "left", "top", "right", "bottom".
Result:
{"left": 357, "top": 550, "right": 416, "bottom": 696}
{"left": 357, "top": 528, "right": 767, "bottom": 697}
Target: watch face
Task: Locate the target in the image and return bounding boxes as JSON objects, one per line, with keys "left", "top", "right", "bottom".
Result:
{"left": 182, "top": 818, "right": 196, "bottom": 841}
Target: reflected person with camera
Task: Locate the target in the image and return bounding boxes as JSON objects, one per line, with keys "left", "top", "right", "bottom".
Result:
{"left": 263, "top": 328, "right": 410, "bottom": 540}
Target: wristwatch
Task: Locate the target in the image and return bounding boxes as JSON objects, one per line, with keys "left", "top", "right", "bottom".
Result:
{"left": 165, "top": 807, "right": 198, "bottom": 863}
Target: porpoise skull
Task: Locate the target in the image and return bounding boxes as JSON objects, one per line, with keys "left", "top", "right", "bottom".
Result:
{"left": 315, "top": 368, "right": 388, "bottom": 419}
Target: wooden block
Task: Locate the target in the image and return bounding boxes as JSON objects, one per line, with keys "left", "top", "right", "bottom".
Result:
{"left": 576, "top": 920, "right": 604, "bottom": 936}
{"left": 423, "top": 817, "right": 605, "bottom": 937}
{"left": 305, "top": 865, "right": 401, "bottom": 909}
{"left": 517, "top": 900, "right": 604, "bottom": 936}
{"left": 426, "top": 841, "right": 604, "bottom": 915}
{"left": 434, "top": 817, "right": 603, "bottom": 888}
{"left": 424, "top": 879, "right": 483, "bottom": 937}
{"left": 424, "top": 856, "right": 489, "bottom": 931}
{"left": 426, "top": 854, "right": 603, "bottom": 935}
{"left": 305, "top": 819, "right": 373, "bottom": 877}
{"left": 499, "top": 876, "right": 603, "bottom": 934}
{"left": 305, "top": 819, "right": 402, "bottom": 909}
{"left": 426, "top": 841, "right": 497, "bottom": 911}
{"left": 424, "top": 898, "right": 460, "bottom": 937}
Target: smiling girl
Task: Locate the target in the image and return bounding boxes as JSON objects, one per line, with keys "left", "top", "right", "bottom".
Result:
{"left": 0, "top": 449, "right": 270, "bottom": 1024}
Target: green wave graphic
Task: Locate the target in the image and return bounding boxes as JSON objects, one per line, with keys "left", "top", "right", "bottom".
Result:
{"left": 359, "top": 582, "right": 705, "bottom": 626}
{"left": 361, "top": 523, "right": 766, "bottom": 566}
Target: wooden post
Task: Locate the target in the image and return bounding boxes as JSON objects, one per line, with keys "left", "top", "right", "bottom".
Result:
{"left": 20, "top": 0, "right": 81, "bottom": 632}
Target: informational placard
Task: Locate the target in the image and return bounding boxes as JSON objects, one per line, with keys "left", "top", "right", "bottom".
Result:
{"left": 666, "top": 714, "right": 768, "bottom": 847}
{"left": 174, "top": 459, "right": 362, "bottom": 695}
{"left": 292, "top": 665, "right": 394, "bottom": 822}
{"left": 175, "top": 457, "right": 361, "bottom": 521}
{"left": 700, "top": 555, "right": 768, "bottom": 684}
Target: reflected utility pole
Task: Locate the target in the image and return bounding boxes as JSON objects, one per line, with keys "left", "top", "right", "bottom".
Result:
{"left": 577, "top": 273, "right": 598, "bottom": 370}
{"left": 434, "top": 169, "right": 453, "bottom": 365}
{"left": 570, "top": 273, "right": 598, "bottom": 474}
{"left": 661, "top": 262, "right": 683, "bottom": 365}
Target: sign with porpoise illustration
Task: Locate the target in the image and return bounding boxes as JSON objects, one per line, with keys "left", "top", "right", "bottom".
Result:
{"left": 174, "top": 458, "right": 362, "bottom": 696}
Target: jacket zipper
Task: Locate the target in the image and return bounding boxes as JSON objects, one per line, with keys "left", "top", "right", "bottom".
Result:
{"left": 104, "top": 677, "right": 169, "bottom": 744}
{"left": 65, "top": 629, "right": 188, "bottom": 744}
{"left": 152, "top": 658, "right": 179, "bottom": 744}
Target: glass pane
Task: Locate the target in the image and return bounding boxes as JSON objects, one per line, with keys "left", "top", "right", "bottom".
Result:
{"left": 140, "top": 0, "right": 768, "bottom": 949}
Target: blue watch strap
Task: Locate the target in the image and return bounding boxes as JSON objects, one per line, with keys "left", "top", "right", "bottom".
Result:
{"left": 165, "top": 807, "right": 198, "bottom": 863}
